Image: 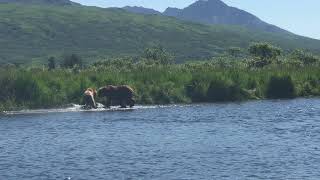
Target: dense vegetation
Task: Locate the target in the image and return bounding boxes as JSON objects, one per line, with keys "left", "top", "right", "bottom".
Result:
{"left": 0, "top": 3, "right": 320, "bottom": 65}
{"left": 1, "top": 44, "right": 320, "bottom": 112}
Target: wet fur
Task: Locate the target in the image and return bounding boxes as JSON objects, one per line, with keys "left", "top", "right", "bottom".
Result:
{"left": 98, "top": 85, "right": 135, "bottom": 108}
{"left": 83, "top": 88, "right": 97, "bottom": 109}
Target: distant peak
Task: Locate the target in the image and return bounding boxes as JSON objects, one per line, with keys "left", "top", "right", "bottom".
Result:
{"left": 123, "top": 6, "right": 144, "bottom": 9}
{"left": 195, "top": 0, "right": 227, "bottom": 6}
{"left": 165, "top": 7, "right": 181, "bottom": 11}
{"left": 122, "top": 6, "right": 161, "bottom": 15}
{"left": 163, "top": 7, "right": 182, "bottom": 16}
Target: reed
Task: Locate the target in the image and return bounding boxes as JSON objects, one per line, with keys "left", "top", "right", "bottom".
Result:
{"left": 1, "top": 59, "right": 320, "bottom": 111}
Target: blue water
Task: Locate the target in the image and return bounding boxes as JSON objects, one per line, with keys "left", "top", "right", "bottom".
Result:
{"left": 1, "top": 98, "right": 320, "bottom": 180}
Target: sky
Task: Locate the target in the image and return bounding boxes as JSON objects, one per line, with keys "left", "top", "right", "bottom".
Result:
{"left": 72, "top": 0, "right": 320, "bottom": 40}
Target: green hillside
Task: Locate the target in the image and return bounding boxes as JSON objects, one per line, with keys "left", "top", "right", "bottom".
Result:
{"left": 0, "top": 4, "right": 319, "bottom": 64}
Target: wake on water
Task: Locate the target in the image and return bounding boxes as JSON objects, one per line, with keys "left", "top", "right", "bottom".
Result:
{"left": 2, "top": 103, "right": 189, "bottom": 115}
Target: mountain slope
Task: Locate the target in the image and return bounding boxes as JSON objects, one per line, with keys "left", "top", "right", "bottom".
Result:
{"left": 0, "top": 4, "right": 319, "bottom": 64}
{"left": 123, "top": 6, "right": 161, "bottom": 15}
{"left": 0, "top": 0, "right": 79, "bottom": 5}
{"left": 163, "top": 7, "right": 182, "bottom": 17}
{"left": 163, "top": 0, "right": 287, "bottom": 33}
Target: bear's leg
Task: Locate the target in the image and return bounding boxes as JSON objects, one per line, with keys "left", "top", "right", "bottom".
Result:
{"left": 128, "top": 98, "right": 135, "bottom": 108}
{"left": 84, "top": 95, "right": 91, "bottom": 109}
{"left": 105, "top": 98, "right": 111, "bottom": 108}
{"left": 120, "top": 99, "right": 127, "bottom": 108}
{"left": 89, "top": 95, "right": 97, "bottom": 109}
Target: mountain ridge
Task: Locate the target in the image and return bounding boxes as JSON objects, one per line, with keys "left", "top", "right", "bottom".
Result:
{"left": 0, "top": 0, "right": 79, "bottom": 6}
{"left": 124, "top": 0, "right": 289, "bottom": 34}
{"left": 123, "top": 6, "right": 161, "bottom": 15}
{"left": 0, "top": 3, "right": 319, "bottom": 64}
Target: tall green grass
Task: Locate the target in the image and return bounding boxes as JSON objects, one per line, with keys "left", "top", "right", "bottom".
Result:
{"left": 1, "top": 61, "right": 320, "bottom": 111}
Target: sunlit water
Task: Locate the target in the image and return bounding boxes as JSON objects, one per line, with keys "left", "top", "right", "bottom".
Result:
{"left": 1, "top": 98, "right": 320, "bottom": 180}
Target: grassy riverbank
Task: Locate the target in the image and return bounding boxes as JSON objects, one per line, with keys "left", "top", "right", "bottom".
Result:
{"left": 1, "top": 58, "right": 320, "bottom": 111}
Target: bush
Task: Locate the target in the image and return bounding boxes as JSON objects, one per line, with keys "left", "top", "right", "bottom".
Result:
{"left": 248, "top": 43, "right": 281, "bottom": 68}
{"left": 207, "top": 78, "right": 246, "bottom": 102}
{"left": 13, "top": 75, "right": 40, "bottom": 103}
{"left": 142, "top": 46, "right": 174, "bottom": 65}
{"left": 61, "top": 54, "right": 83, "bottom": 69}
{"left": 248, "top": 57, "right": 272, "bottom": 68}
{"left": 186, "top": 75, "right": 211, "bottom": 102}
{"left": 227, "top": 47, "right": 243, "bottom": 57}
{"left": 1, "top": 54, "right": 320, "bottom": 111}
{"left": 290, "top": 49, "right": 319, "bottom": 65}
{"left": 249, "top": 43, "right": 281, "bottom": 60}
{"left": 48, "top": 57, "right": 56, "bottom": 70}
{"left": 266, "top": 75, "right": 295, "bottom": 99}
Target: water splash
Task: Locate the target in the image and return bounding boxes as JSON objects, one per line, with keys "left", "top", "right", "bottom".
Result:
{"left": 2, "top": 103, "right": 190, "bottom": 115}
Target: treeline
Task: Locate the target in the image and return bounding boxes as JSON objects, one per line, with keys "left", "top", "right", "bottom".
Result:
{"left": 0, "top": 43, "right": 320, "bottom": 111}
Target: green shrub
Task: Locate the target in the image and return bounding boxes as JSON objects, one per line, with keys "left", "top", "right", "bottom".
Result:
{"left": 186, "top": 76, "right": 211, "bottom": 102}
{"left": 48, "top": 57, "right": 56, "bottom": 70}
{"left": 142, "top": 46, "right": 174, "bottom": 65}
{"left": 227, "top": 47, "right": 243, "bottom": 58}
{"left": 266, "top": 75, "right": 296, "bottom": 99}
{"left": 290, "top": 49, "right": 319, "bottom": 65}
{"left": 60, "top": 54, "right": 83, "bottom": 69}
{"left": 13, "top": 75, "right": 40, "bottom": 103}
{"left": 1, "top": 57, "right": 320, "bottom": 111}
{"left": 248, "top": 43, "right": 282, "bottom": 68}
{"left": 207, "top": 78, "right": 247, "bottom": 102}
{"left": 249, "top": 43, "right": 281, "bottom": 60}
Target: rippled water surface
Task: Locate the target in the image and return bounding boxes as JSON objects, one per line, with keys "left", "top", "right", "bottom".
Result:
{"left": 1, "top": 98, "right": 320, "bottom": 180}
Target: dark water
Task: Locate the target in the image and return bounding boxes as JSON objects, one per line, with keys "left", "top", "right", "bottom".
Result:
{"left": 1, "top": 98, "right": 320, "bottom": 180}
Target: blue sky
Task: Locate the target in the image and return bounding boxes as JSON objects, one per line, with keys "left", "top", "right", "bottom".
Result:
{"left": 73, "top": 0, "right": 320, "bottom": 40}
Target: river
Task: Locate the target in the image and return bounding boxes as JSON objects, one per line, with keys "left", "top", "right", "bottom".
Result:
{"left": 1, "top": 98, "right": 320, "bottom": 179}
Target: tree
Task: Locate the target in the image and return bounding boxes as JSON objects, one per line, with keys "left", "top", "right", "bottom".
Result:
{"left": 290, "top": 49, "right": 319, "bottom": 65}
{"left": 249, "top": 43, "right": 281, "bottom": 60}
{"left": 60, "top": 54, "right": 83, "bottom": 69}
{"left": 248, "top": 43, "right": 282, "bottom": 68}
{"left": 47, "top": 57, "right": 56, "bottom": 70}
{"left": 142, "top": 46, "right": 174, "bottom": 65}
{"left": 227, "top": 47, "right": 242, "bottom": 57}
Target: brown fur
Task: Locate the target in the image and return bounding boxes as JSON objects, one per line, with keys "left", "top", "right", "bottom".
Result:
{"left": 83, "top": 88, "right": 97, "bottom": 109}
{"left": 98, "top": 85, "right": 135, "bottom": 108}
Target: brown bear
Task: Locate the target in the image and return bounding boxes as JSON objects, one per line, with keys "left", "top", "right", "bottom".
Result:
{"left": 83, "top": 88, "right": 97, "bottom": 109}
{"left": 97, "top": 85, "right": 135, "bottom": 108}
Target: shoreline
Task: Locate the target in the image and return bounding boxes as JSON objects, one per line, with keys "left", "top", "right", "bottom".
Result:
{"left": 1, "top": 61, "right": 320, "bottom": 113}
{"left": 2, "top": 97, "right": 319, "bottom": 116}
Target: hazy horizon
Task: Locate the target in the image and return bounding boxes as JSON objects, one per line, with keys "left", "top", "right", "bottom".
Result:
{"left": 72, "top": 0, "right": 320, "bottom": 40}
